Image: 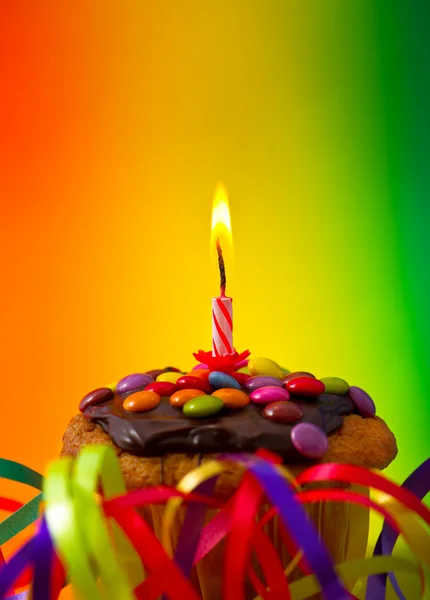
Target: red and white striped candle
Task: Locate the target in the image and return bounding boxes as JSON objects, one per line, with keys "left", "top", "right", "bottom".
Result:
{"left": 212, "top": 296, "right": 233, "bottom": 356}
{"left": 212, "top": 239, "right": 234, "bottom": 356}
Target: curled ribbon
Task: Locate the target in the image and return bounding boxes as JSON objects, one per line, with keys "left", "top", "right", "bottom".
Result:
{"left": 1, "top": 448, "right": 429, "bottom": 600}
{"left": 0, "top": 459, "right": 46, "bottom": 600}
{"left": 0, "top": 459, "right": 43, "bottom": 546}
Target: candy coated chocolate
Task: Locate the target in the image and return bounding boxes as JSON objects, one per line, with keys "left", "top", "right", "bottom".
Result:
{"left": 123, "top": 390, "right": 161, "bottom": 413}
{"left": 235, "top": 359, "right": 249, "bottom": 369}
{"left": 85, "top": 392, "right": 355, "bottom": 457}
{"left": 184, "top": 370, "right": 210, "bottom": 381}
{"left": 320, "top": 377, "right": 349, "bottom": 395}
{"left": 156, "top": 372, "right": 181, "bottom": 384}
{"left": 282, "top": 371, "right": 315, "bottom": 384}
{"left": 145, "top": 367, "right": 181, "bottom": 378}
{"left": 291, "top": 423, "right": 328, "bottom": 459}
{"left": 286, "top": 377, "right": 325, "bottom": 397}
{"left": 231, "top": 372, "right": 251, "bottom": 385}
{"left": 144, "top": 381, "right": 177, "bottom": 396}
{"left": 250, "top": 386, "right": 291, "bottom": 404}
{"left": 348, "top": 386, "right": 376, "bottom": 417}
{"left": 237, "top": 367, "right": 251, "bottom": 374}
{"left": 183, "top": 395, "right": 224, "bottom": 418}
{"left": 212, "top": 388, "right": 250, "bottom": 409}
{"left": 117, "top": 373, "right": 154, "bottom": 394}
{"left": 176, "top": 375, "right": 212, "bottom": 394}
{"left": 208, "top": 371, "right": 241, "bottom": 390}
{"left": 248, "top": 357, "right": 284, "bottom": 379}
{"left": 263, "top": 401, "right": 303, "bottom": 424}
{"left": 245, "top": 376, "right": 283, "bottom": 392}
{"left": 193, "top": 363, "right": 209, "bottom": 370}
{"left": 79, "top": 387, "right": 114, "bottom": 412}
{"left": 145, "top": 369, "right": 165, "bottom": 379}
{"left": 170, "top": 388, "right": 205, "bottom": 408}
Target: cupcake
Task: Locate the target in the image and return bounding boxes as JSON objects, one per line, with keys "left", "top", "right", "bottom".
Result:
{"left": 61, "top": 356, "right": 397, "bottom": 599}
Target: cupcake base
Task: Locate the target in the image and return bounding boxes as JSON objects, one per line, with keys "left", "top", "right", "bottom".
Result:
{"left": 61, "top": 413, "right": 396, "bottom": 598}
{"left": 142, "top": 481, "right": 369, "bottom": 600}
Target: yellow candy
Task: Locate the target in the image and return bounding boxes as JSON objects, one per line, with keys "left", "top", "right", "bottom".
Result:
{"left": 156, "top": 372, "right": 181, "bottom": 384}
{"left": 237, "top": 367, "right": 251, "bottom": 374}
{"left": 248, "top": 357, "right": 284, "bottom": 380}
{"left": 105, "top": 382, "right": 117, "bottom": 393}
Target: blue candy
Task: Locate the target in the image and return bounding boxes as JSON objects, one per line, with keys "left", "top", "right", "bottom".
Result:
{"left": 208, "top": 371, "right": 241, "bottom": 390}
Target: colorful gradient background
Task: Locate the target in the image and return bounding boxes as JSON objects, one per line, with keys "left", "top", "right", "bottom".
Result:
{"left": 1, "top": 1, "right": 429, "bottom": 597}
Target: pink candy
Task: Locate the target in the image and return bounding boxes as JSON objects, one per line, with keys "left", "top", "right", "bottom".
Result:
{"left": 250, "top": 386, "right": 291, "bottom": 405}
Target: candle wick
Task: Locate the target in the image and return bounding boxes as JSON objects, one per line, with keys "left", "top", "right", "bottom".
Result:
{"left": 216, "top": 238, "right": 226, "bottom": 297}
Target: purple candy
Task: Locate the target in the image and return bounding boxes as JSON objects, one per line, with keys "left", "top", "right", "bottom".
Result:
{"left": 79, "top": 387, "right": 114, "bottom": 412}
{"left": 291, "top": 423, "right": 328, "bottom": 459}
{"left": 249, "top": 386, "right": 290, "bottom": 404}
{"left": 348, "top": 385, "right": 376, "bottom": 417}
{"left": 245, "top": 376, "right": 283, "bottom": 392}
{"left": 116, "top": 373, "right": 154, "bottom": 394}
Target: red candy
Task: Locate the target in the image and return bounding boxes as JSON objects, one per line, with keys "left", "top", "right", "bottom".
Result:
{"left": 79, "top": 387, "right": 114, "bottom": 413}
{"left": 285, "top": 376, "right": 325, "bottom": 398}
{"left": 144, "top": 381, "right": 178, "bottom": 396}
{"left": 231, "top": 372, "right": 251, "bottom": 385}
{"left": 176, "top": 375, "right": 212, "bottom": 394}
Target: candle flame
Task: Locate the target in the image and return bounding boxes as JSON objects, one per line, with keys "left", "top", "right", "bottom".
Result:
{"left": 211, "top": 182, "right": 233, "bottom": 251}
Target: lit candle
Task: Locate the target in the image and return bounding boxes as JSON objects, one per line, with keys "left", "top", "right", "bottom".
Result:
{"left": 211, "top": 183, "right": 234, "bottom": 357}
{"left": 193, "top": 184, "right": 250, "bottom": 372}
{"left": 212, "top": 239, "right": 233, "bottom": 356}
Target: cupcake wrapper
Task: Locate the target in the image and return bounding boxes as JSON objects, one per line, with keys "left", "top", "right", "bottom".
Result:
{"left": 141, "top": 481, "right": 369, "bottom": 600}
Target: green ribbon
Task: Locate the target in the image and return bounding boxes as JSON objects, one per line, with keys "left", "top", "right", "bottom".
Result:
{"left": 0, "top": 459, "right": 44, "bottom": 545}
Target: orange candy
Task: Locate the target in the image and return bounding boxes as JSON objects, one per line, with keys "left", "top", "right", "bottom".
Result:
{"left": 170, "top": 388, "right": 206, "bottom": 408}
{"left": 184, "top": 370, "right": 210, "bottom": 381}
{"left": 212, "top": 388, "right": 250, "bottom": 409}
{"left": 123, "top": 390, "right": 161, "bottom": 412}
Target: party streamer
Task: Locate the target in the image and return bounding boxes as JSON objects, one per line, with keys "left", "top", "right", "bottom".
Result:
{"left": 1, "top": 448, "right": 429, "bottom": 600}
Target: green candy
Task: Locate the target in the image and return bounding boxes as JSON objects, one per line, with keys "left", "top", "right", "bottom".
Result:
{"left": 183, "top": 395, "right": 224, "bottom": 418}
{"left": 320, "top": 377, "right": 349, "bottom": 395}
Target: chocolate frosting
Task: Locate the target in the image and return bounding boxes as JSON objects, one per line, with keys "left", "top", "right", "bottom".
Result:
{"left": 84, "top": 390, "right": 356, "bottom": 462}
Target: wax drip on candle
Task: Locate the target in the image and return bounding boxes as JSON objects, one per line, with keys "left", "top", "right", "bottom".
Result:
{"left": 216, "top": 238, "right": 226, "bottom": 297}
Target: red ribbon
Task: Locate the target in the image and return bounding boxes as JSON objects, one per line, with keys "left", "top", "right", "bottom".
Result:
{"left": 297, "top": 463, "right": 430, "bottom": 526}
{"left": 2, "top": 454, "right": 430, "bottom": 600}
